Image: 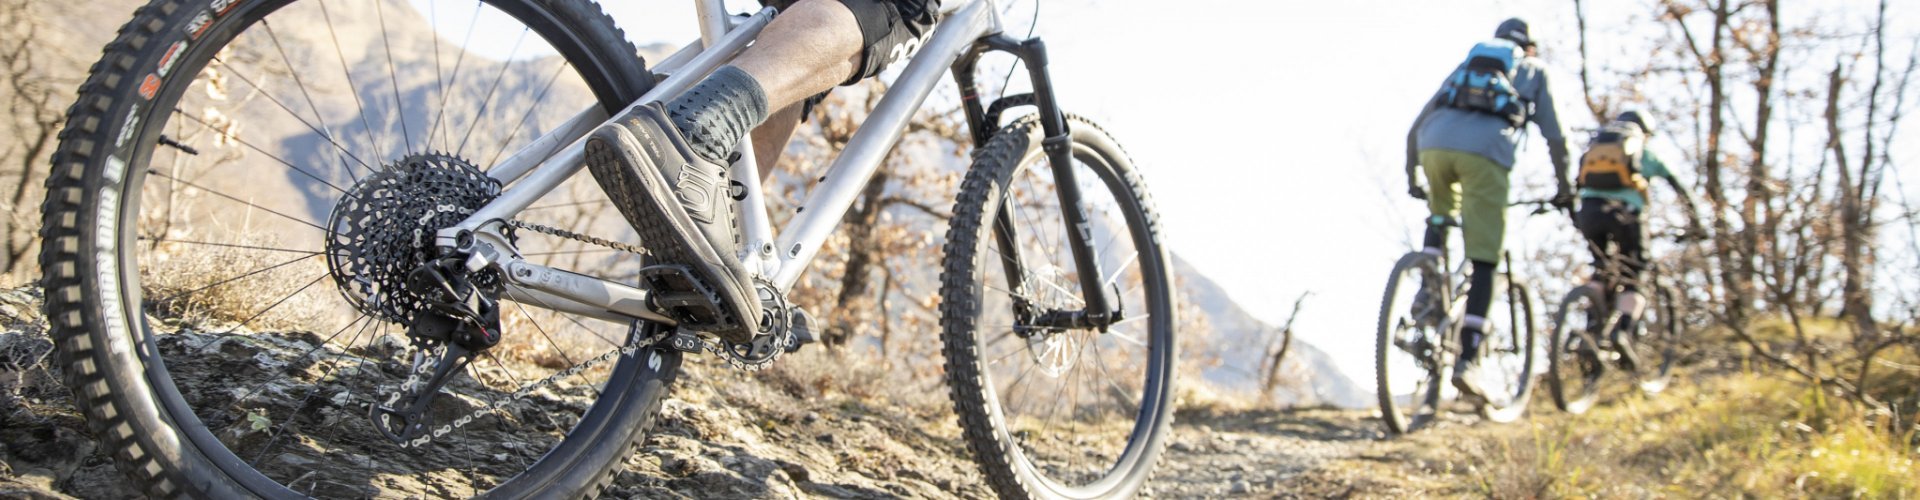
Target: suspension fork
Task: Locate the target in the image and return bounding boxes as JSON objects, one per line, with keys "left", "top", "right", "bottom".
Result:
{"left": 973, "top": 34, "right": 1117, "bottom": 326}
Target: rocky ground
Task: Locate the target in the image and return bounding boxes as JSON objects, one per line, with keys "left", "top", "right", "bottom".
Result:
{"left": 0, "top": 287, "right": 1494, "bottom": 499}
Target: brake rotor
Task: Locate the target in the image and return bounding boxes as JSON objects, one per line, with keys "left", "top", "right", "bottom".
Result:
{"left": 325, "top": 153, "right": 504, "bottom": 325}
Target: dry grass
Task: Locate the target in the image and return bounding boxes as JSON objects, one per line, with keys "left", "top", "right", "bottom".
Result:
{"left": 1455, "top": 370, "right": 1918, "bottom": 498}
{"left": 138, "top": 234, "right": 330, "bottom": 331}
{"left": 759, "top": 347, "right": 950, "bottom": 416}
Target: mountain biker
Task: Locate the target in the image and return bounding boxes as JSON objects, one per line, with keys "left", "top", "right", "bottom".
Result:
{"left": 1573, "top": 110, "right": 1703, "bottom": 368}
{"left": 584, "top": 0, "right": 937, "bottom": 343}
{"left": 1405, "top": 17, "right": 1574, "bottom": 404}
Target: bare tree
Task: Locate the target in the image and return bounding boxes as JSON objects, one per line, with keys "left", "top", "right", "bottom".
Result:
{"left": 1259, "top": 292, "right": 1310, "bottom": 403}
{"left": 0, "top": 0, "right": 74, "bottom": 275}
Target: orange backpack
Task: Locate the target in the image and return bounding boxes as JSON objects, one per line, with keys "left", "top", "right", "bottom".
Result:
{"left": 1577, "top": 121, "right": 1649, "bottom": 193}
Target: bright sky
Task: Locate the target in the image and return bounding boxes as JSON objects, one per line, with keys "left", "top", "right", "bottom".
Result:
{"left": 426, "top": 0, "right": 1920, "bottom": 388}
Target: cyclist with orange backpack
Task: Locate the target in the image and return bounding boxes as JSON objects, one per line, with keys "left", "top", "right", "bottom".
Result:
{"left": 1573, "top": 110, "right": 1703, "bottom": 367}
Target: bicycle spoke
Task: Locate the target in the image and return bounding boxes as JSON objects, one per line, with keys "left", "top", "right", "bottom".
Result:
{"left": 147, "top": 169, "right": 330, "bottom": 233}
{"left": 246, "top": 313, "right": 379, "bottom": 467}
{"left": 209, "top": 49, "right": 373, "bottom": 175}
{"left": 428, "top": 1, "right": 485, "bottom": 148}
{"left": 172, "top": 111, "right": 350, "bottom": 195}
{"left": 1104, "top": 325, "right": 1148, "bottom": 348}
{"left": 317, "top": 0, "right": 391, "bottom": 162}
{"left": 147, "top": 252, "right": 327, "bottom": 306}
{"left": 454, "top": 28, "right": 530, "bottom": 156}
{"left": 255, "top": 21, "right": 371, "bottom": 178}
{"left": 485, "top": 60, "right": 573, "bottom": 168}
{"left": 215, "top": 273, "right": 330, "bottom": 335}
{"left": 139, "top": 237, "right": 324, "bottom": 255}
{"left": 371, "top": 0, "right": 413, "bottom": 153}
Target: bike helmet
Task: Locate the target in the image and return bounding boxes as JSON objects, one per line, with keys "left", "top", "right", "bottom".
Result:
{"left": 1494, "top": 18, "right": 1534, "bottom": 48}
{"left": 1616, "top": 109, "right": 1656, "bottom": 136}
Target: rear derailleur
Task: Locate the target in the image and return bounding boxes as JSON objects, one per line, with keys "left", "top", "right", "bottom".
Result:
{"left": 370, "top": 255, "right": 503, "bottom": 445}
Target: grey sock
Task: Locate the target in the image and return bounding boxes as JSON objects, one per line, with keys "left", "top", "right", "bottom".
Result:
{"left": 665, "top": 65, "right": 769, "bottom": 164}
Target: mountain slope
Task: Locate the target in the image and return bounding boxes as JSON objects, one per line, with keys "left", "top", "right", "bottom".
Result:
{"left": 1174, "top": 255, "right": 1371, "bottom": 408}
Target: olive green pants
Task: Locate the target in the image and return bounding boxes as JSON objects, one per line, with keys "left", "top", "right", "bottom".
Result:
{"left": 1421, "top": 149, "right": 1510, "bottom": 263}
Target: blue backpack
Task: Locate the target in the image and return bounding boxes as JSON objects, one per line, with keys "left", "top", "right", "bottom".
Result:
{"left": 1441, "top": 40, "right": 1527, "bottom": 127}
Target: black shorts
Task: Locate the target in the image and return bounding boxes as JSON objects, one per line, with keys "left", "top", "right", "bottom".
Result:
{"left": 760, "top": 0, "right": 940, "bottom": 83}
{"left": 1576, "top": 198, "right": 1648, "bottom": 291}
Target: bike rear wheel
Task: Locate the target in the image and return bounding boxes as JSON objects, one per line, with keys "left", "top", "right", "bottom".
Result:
{"left": 39, "top": 0, "right": 676, "bottom": 497}
{"left": 1548, "top": 285, "right": 1607, "bottom": 414}
{"left": 1375, "top": 252, "right": 1447, "bottom": 435}
{"left": 940, "top": 115, "right": 1176, "bottom": 499}
{"left": 1474, "top": 275, "right": 1538, "bottom": 423}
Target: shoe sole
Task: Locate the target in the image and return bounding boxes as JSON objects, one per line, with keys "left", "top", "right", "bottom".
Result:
{"left": 1452, "top": 375, "right": 1490, "bottom": 407}
{"left": 585, "top": 122, "right": 756, "bottom": 343}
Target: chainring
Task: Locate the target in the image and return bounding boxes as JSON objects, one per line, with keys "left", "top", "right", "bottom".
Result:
{"left": 325, "top": 153, "right": 505, "bottom": 325}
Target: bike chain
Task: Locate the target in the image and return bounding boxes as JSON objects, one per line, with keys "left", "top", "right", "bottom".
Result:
{"left": 381, "top": 219, "right": 786, "bottom": 448}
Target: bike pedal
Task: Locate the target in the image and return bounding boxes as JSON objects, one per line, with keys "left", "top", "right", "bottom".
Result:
{"left": 666, "top": 328, "right": 705, "bottom": 354}
{"left": 785, "top": 307, "right": 817, "bottom": 353}
{"left": 639, "top": 264, "right": 734, "bottom": 331}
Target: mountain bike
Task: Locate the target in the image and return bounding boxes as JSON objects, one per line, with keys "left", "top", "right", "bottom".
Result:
{"left": 1546, "top": 232, "right": 1697, "bottom": 414}
{"left": 1373, "top": 201, "right": 1547, "bottom": 435}
{"left": 39, "top": 0, "right": 1176, "bottom": 497}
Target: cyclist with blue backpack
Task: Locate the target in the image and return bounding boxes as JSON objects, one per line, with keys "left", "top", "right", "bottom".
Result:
{"left": 1405, "top": 18, "right": 1574, "bottom": 404}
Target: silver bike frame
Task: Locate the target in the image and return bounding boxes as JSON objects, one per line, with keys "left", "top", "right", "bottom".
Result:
{"left": 437, "top": 0, "right": 1002, "bottom": 326}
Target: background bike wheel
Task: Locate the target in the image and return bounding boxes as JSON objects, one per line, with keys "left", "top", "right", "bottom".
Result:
{"left": 1548, "top": 286, "right": 1607, "bottom": 414}
{"left": 1375, "top": 252, "right": 1447, "bottom": 435}
{"left": 1475, "top": 276, "right": 1537, "bottom": 423}
{"left": 1634, "top": 286, "right": 1681, "bottom": 393}
{"left": 39, "top": 0, "right": 679, "bottom": 497}
{"left": 941, "top": 115, "right": 1176, "bottom": 499}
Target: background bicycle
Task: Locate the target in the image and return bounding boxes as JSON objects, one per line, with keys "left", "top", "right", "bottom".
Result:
{"left": 1373, "top": 200, "right": 1549, "bottom": 434}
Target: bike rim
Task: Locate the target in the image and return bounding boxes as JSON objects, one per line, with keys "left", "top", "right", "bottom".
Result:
{"left": 973, "top": 139, "right": 1173, "bottom": 494}
{"left": 113, "top": 0, "right": 651, "bottom": 494}
{"left": 1551, "top": 290, "right": 1605, "bottom": 413}
{"left": 1635, "top": 290, "right": 1677, "bottom": 392}
{"left": 1378, "top": 258, "right": 1444, "bottom": 432}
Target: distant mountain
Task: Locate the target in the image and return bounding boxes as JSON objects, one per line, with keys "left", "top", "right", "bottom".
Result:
{"left": 1173, "top": 255, "right": 1371, "bottom": 408}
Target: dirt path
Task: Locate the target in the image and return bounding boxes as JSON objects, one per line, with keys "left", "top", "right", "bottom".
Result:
{"left": 0, "top": 287, "right": 1496, "bottom": 499}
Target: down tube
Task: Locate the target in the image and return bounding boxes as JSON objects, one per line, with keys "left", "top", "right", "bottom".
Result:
{"left": 770, "top": 0, "right": 996, "bottom": 289}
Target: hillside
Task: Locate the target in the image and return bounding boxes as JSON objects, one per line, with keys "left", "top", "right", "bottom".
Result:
{"left": 1174, "top": 256, "right": 1370, "bottom": 408}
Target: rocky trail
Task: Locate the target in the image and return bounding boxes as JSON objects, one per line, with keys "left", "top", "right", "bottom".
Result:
{"left": 0, "top": 287, "right": 1491, "bottom": 499}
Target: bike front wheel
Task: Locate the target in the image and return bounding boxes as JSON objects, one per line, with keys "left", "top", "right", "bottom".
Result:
{"left": 940, "top": 114, "right": 1176, "bottom": 499}
{"left": 39, "top": 0, "right": 678, "bottom": 497}
{"left": 1548, "top": 285, "right": 1608, "bottom": 414}
{"left": 1375, "top": 252, "right": 1447, "bottom": 435}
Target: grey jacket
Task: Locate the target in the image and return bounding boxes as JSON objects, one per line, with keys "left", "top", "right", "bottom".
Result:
{"left": 1406, "top": 56, "right": 1573, "bottom": 188}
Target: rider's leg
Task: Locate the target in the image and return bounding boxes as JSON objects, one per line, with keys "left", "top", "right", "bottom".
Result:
{"left": 1418, "top": 151, "right": 1462, "bottom": 259}
{"left": 1449, "top": 151, "right": 1511, "bottom": 363}
{"left": 1414, "top": 151, "right": 1461, "bottom": 320}
{"left": 751, "top": 104, "right": 806, "bottom": 180}
{"left": 585, "top": 0, "right": 934, "bottom": 340}
{"left": 665, "top": 0, "right": 863, "bottom": 165}
{"left": 1612, "top": 203, "right": 1649, "bottom": 326}
{"left": 666, "top": 0, "right": 937, "bottom": 166}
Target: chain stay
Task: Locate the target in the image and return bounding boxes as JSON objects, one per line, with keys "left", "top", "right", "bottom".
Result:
{"left": 382, "top": 217, "right": 788, "bottom": 447}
